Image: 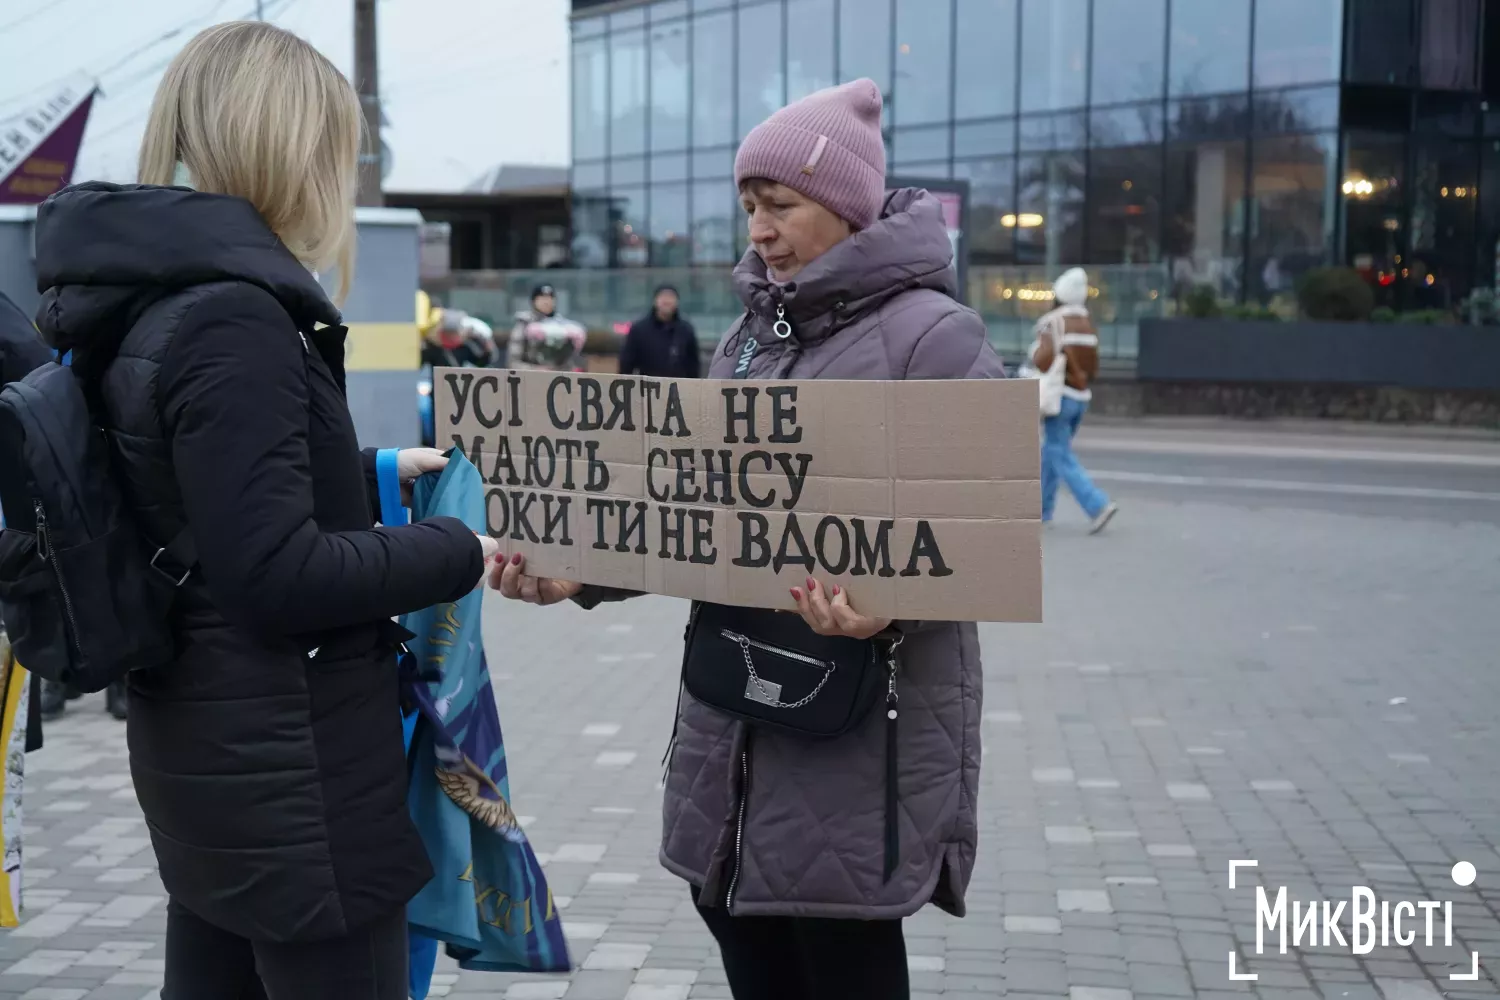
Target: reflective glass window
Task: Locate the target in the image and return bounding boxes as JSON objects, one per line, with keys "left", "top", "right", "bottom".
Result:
{"left": 1020, "top": 0, "right": 1088, "bottom": 112}
{"left": 1088, "top": 144, "right": 1162, "bottom": 264}
{"left": 954, "top": 119, "right": 1017, "bottom": 158}
{"left": 1421, "top": 0, "right": 1481, "bottom": 90}
{"left": 788, "top": 0, "right": 836, "bottom": 101}
{"left": 739, "top": 1, "right": 786, "bottom": 137}
{"left": 651, "top": 20, "right": 691, "bottom": 152}
{"left": 693, "top": 12, "right": 735, "bottom": 148}
{"left": 650, "top": 184, "right": 692, "bottom": 266}
{"left": 1164, "top": 140, "right": 1248, "bottom": 299}
{"left": 1249, "top": 133, "right": 1338, "bottom": 302}
{"left": 1091, "top": 0, "right": 1166, "bottom": 105}
{"left": 573, "top": 37, "right": 609, "bottom": 161}
{"left": 1016, "top": 151, "right": 1085, "bottom": 265}
{"left": 893, "top": 125, "right": 950, "bottom": 165}
{"left": 691, "top": 181, "right": 738, "bottom": 264}
{"left": 954, "top": 157, "right": 1016, "bottom": 264}
{"left": 1254, "top": 0, "right": 1343, "bottom": 89}
{"left": 839, "top": 0, "right": 892, "bottom": 93}
{"left": 1170, "top": 0, "right": 1251, "bottom": 96}
{"left": 893, "top": 0, "right": 952, "bottom": 125}
{"left": 572, "top": 161, "right": 607, "bottom": 189}
{"left": 1252, "top": 86, "right": 1339, "bottom": 135}
{"left": 955, "top": 0, "right": 1017, "bottom": 121}
{"left": 611, "top": 186, "right": 650, "bottom": 267}
{"left": 1345, "top": 0, "right": 1414, "bottom": 86}
{"left": 611, "top": 29, "right": 648, "bottom": 157}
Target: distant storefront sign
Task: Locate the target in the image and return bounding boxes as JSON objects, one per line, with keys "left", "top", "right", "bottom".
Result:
{"left": 0, "top": 75, "right": 97, "bottom": 205}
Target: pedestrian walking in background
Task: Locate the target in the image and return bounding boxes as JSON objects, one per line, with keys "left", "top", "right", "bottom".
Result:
{"left": 508, "top": 282, "right": 586, "bottom": 371}
{"left": 1030, "top": 267, "right": 1118, "bottom": 533}
{"left": 619, "top": 284, "right": 700, "bottom": 378}
{"left": 421, "top": 307, "right": 495, "bottom": 368}
{"left": 31, "top": 22, "right": 501, "bottom": 999}
{"left": 494, "top": 78, "right": 1003, "bottom": 1000}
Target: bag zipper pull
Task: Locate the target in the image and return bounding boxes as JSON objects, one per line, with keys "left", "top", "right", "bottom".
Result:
{"left": 33, "top": 501, "right": 48, "bottom": 560}
{"left": 885, "top": 635, "right": 903, "bottom": 720}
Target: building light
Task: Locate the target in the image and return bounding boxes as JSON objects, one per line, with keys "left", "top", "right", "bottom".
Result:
{"left": 1122, "top": 179, "right": 1133, "bottom": 191}
{"left": 1342, "top": 177, "right": 1375, "bottom": 197}
{"left": 1425, "top": 273, "right": 1436, "bottom": 286}
{"left": 1442, "top": 186, "right": 1450, "bottom": 197}
{"left": 1384, "top": 218, "right": 1400, "bottom": 232}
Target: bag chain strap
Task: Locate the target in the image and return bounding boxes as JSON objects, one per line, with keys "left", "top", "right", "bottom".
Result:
{"left": 736, "top": 633, "right": 904, "bottom": 712}
{"left": 734, "top": 636, "right": 837, "bottom": 710}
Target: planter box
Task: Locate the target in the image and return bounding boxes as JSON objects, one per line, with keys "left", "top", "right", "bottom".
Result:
{"left": 1138, "top": 318, "right": 1500, "bottom": 392}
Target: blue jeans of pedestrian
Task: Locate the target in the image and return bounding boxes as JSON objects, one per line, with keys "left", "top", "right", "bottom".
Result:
{"left": 1041, "top": 396, "right": 1109, "bottom": 521}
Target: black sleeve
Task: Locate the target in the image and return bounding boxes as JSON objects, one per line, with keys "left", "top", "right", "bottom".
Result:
{"left": 359, "top": 447, "right": 384, "bottom": 523}
{"left": 0, "top": 292, "right": 53, "bottom": 384}
{"left": 571, "top": 584, "right": 641, "bottom": 610}
{"left": 618, "top": 323, "right": 640, "bottom": 375}
{"left": 682, "top": 321, "right": 700, "bottom": 378}
{"left": 162, "top": 286, "right": 483, "bottom": 636}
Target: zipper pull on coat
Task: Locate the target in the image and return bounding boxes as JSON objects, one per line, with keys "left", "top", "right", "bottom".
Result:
{"left": 772, "top": 304, "right": 793, "bottom": 340}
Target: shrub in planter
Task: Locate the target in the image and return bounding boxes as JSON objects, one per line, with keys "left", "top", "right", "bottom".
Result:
{"left": 1297, "top": 267, "right": 1375, "bottom": 321}
{"left": 1223, "top": 304, "right": 1282, "bottom": 321}
{"left": 1180, "top": 283, "right": 1221, "bottom": 318}
{"left": 1397, "top": 308, "right": 1454, "bottom": 326}
{"left": 1462, "top": 287, "right": 1500, "bottom": 326}
{"left": 1371, "top": 306, "right": 1397, "bottom": 323}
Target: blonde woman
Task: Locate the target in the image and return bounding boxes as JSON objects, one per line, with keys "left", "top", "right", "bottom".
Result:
{"left": 32, "top": 22, "right": 499, "bottom": 998}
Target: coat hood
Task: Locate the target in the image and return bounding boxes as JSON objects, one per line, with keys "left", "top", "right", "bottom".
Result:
{"left": 732, "top": 187, "right": 958, "bottom": 345}
{"left": 33, "top": 182, "right": 340, "bottom": 358}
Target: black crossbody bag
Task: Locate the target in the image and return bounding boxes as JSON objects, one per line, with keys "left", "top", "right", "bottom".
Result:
{"left": 681, "top": 600, "right": 898, "bottom": 738}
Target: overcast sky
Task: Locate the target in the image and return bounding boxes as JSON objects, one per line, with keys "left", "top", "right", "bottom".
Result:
{"left": 0, "top": 0, "right": 570, "bottom": 192}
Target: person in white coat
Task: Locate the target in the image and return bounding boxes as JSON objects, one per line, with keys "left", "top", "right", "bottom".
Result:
{"left": 1029, "top": 267, "right": 1118, "bottom": 533}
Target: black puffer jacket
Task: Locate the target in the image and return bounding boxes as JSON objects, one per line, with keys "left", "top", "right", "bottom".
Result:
{"left": 33, "top": 182, "right": 484, "bottom": 942}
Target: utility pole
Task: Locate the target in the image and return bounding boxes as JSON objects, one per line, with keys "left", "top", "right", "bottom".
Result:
{"left": 255, "top": 0, "right": 263, "bottom": 19}
{"left": 354, "top": 0, "right": 383, "bottom": 206}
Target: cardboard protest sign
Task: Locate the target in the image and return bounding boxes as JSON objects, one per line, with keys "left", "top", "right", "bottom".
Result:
{"left": 435, "top": 369, "right": 1042, "bottom": 622}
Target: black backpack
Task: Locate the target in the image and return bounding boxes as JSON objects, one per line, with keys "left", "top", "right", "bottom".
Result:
{"left": 0, "top": 360, "right": 194, "bottom": 692}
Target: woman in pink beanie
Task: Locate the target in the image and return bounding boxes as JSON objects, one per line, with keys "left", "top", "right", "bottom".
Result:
{"left": 495, "top": 79, "right": 1005, "bottom": 1000}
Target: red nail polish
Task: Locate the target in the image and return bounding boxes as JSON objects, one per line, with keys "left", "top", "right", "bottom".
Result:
{"left": 790, "top": 588, "right": 801, "bottom": 600}
{"left": 511, "top": 553, "right": 523, "bottom": 565}
{"left": 833, "top": 585, "right": 842, "bottom": 596}
{"left": 806, "top": 578, "right": 816, "bottom": 591}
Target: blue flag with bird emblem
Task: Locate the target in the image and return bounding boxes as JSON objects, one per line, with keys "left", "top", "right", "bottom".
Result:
{"left": 379, "top": 450, "right": 570, "bottom": 997}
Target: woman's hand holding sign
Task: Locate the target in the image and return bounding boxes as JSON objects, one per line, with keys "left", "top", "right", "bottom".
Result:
{"left": 791, "top": 579, "right": 892, "bottom": 640}
{"left": 493, "top": 553, "right": 584, "bottom": 606}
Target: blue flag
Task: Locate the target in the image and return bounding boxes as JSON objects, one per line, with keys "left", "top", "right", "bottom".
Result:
{"left": 381, "top": 451, "right": 571, "bottom": 996}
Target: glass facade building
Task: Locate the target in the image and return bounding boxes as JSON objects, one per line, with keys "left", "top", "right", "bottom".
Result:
{"left": 571, "top": 0, "right": 1500, "bottom": 311}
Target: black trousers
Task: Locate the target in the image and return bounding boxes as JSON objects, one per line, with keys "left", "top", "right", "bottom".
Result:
{"left": 692, "top": 888, "right": 910, "bottom": 1000}
{"left": 162, "top": 898, "right": 407, "bottom": 1000}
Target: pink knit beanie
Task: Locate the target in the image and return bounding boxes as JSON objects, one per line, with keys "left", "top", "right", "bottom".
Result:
{"left": 734, "top": 79, "right": 886, "bottom": 231}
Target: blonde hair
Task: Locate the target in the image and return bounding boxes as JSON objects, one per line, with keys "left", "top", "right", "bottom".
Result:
{"left": 139, "top": 21, "right": 361, "bottom": 303}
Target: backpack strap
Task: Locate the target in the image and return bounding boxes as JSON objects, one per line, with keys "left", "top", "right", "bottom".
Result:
{"left": 147, "top": 526, "right": 197, "bottom": 588}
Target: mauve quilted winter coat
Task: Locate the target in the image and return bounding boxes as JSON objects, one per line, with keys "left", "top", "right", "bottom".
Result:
{"left": 582, "top": 188, "right": 1005, "bottom": 920}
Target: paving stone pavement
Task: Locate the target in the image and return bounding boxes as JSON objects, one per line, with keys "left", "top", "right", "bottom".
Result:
{"left": 2, "top": 492, "right": 1498, "bottom": 999}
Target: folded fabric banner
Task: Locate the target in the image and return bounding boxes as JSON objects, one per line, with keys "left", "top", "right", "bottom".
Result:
{"left": 379, "top": 450, "right": 570, "bottom": 997}
{"left": 0, "top": 638, "right": 29, "bottom": 928}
